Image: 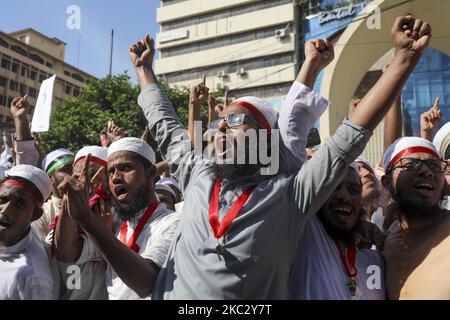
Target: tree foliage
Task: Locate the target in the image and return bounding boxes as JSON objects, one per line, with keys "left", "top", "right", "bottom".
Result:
{"left": 40, "top": 73, "right": 222, "bottom": 154}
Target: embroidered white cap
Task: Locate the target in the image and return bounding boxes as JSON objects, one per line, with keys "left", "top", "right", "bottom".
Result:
{"left": 108, "top": 137, "right": 156, "bottom": 165}
{"left": 433, "top": 122, "right": 450, "bottom": 160}
{"left": 5, "top": 164, "right": 52, "bottom": 202}
{"left": 228, "top": 96, "right": 278, "bottom": 132}
{"left": 74, "top": 146, "right": 108, "bottom": 165}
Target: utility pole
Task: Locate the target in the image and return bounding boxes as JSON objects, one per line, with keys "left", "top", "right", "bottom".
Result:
{"left": 109, "top": 29, "right": 114, "bottom": 76}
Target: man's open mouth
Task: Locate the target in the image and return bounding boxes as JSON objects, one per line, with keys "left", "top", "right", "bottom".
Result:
{"left": 0, "top": 219, "right": 12, "bottom": 229}
{"left": 331, "top": 205, "right": 353, "bottom": 217}
{"left": 114, "top": 186, "right": 129, "bottom": 202}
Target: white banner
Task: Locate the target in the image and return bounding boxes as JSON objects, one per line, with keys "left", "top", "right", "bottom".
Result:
{"left": 31, "top": 75, "right": 56, "bottom": 132}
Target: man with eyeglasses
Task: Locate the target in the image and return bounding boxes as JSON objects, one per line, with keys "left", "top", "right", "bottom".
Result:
{"left": 132, "top": 16, "right": 431, "bottom": 299}
{"left": 381, "top": 137, "right": 450, "bottom": 299}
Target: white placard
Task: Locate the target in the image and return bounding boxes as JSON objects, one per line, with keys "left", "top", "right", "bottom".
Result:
{"left": 31, "top": 74, "right": 56, "bottom": 133}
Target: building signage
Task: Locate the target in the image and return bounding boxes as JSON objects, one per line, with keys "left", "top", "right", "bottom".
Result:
{"left": 158, "top": 28, "right": 189, "bottom": 43}
{"left": 318, "top": 4, "right": 359, "bottom": 25}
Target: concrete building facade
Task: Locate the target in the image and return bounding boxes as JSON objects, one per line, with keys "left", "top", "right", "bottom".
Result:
{"left": 0, "top": 28, "right": 95, "bottom": 133}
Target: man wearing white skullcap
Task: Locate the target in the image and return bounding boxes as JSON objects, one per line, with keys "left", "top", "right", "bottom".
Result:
{"left": 380, "top": 137, "right": 450, "bottom": 299}
{"left": 0, "top": 165, "right": 53, "bottom": 299}
{"left": 51, "top": 146, "right": 110, "bottom": 300}
{"left": 432, "top": 122, "right": 450, "bottom": 211}
{"left": 57, "top": 137, "right": 179, "bottom": 299}
{"left": 33, "top": 148, "right": 74, "bottom": 241}
{"left": 289, "top": 163, "right": 385, "bottom": 299}
{"left": 155, "top": 182, "right": 177, "bottom": 210}
{"left": 130, "top": 14, "right": 429, "bottom": 299}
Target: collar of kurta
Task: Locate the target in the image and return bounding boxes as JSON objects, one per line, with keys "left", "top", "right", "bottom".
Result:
{"left": 0, "top": 228, "right": 32, "bottom": 256}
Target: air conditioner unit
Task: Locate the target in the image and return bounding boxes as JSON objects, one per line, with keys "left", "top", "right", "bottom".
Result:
{"left": 216, "top": 83, "right": 228, "bottom": 91}
{"left": 218, "top": 70, "right": 227, "bottom": 78}
{"left": 275, "top": 29, "right": 287, "bottom": 39}
{"left": 236, "top": 67, "right": 246, "bottom": 76}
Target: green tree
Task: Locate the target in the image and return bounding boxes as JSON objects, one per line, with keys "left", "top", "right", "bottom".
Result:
{"left": 40, "top": 73, "right": 222, "bottom": 154}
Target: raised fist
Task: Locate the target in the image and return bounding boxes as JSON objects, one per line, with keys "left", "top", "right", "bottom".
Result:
{"left": 129, "top": 34, "right": 155, "bottom": 69}
{"left": 391, "top": 16, "right": 431, "bottom": 55}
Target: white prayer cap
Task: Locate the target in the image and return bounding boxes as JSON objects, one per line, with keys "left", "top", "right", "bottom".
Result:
{"left": 155, "top": 182, "right": 177, "bottom": 200}
{"left": 383, "top": 137, "right": 440, "bottom": 173}
{"left": 5, "top": 164, "right": 52, "bottom": 202}
{"left": 356, "top": 155, "right": 375, "bottom": 174}
{"left": 433, "top": 122, "right": 450, "bottom": 160}
{"left": 349, "top": 162, "right": 359, "bottom": 173}
{"left": 108, "top": 137, "right": 156, "bottom": 165}
{"left": 229, "top": 96, "right": 278, "bottom": 132}
{"left": 41, "top": 148, "right": 74, "bottom": 173}
{"left": 74, "top": 146, "right": 108, "bottom": 165}
{"left": 158, "top": 177, "right": 180, "bottom": 192}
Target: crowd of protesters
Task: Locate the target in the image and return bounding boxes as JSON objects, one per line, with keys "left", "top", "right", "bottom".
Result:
{"left": 1, "top": 15, "right": 450, "bottom": 300}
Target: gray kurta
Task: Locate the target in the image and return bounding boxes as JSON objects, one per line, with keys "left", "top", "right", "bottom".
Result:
{"left": 138, "top": 84, "right": 372, "bottom": 299}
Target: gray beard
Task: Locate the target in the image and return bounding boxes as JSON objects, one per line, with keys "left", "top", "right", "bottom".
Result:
{"left": 111, "top": 185, "right": 152, "bottom": 221}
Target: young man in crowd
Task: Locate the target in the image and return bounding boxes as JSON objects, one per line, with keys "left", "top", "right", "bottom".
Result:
{"left": 289, "top": 163, "right": 385, "bottom": 299}
{"left": 381, "top": 137, "right": 450, "bottom": 299}
{"left": 0, "top": 164, "right": 53, "bottom": 299}
{"left": 9, "top": 95, "right": 75, "bottom": 242}
{"left": 52, "top": 146, "right": 110, "bottom": 300}
{"left": 56, "top": 138, "right": 179, "bottom": 299}
{"left": 131, "top": 16, "right": 430, "bottom": 299}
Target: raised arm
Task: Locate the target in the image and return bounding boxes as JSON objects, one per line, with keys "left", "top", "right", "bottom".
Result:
{"left": 58, "top": 156, "right": 159, "bottom": 298}
{"left": 420, "top": 97, "right": 441, "bottom": 141}
{"left": 188, "top": 78, "right": 208, "bottom": 144}
{"left": 291, "top": 16, "right": 432, "bottom": 221}
{"left": 349, "top": 16, "right": 431, "bottom": 132}
{"left": 131, "top": 35, "right": 209, "bottom": 192}
{"left": 278, "top": 39, "right": 334, "bottom": 174}
{"left": 10, "top": 96, "right": 40, "bottom": 166}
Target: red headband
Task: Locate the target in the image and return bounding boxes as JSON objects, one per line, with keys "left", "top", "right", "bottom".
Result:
{"left": 1, "top": 179, "right": 40, "bottom": 204}
{"left": 227, "top": 100, "right": 272, "bottom": 133}
{"left": 387, "top": 146, "right": 440, "bottom": 172}
{"left": 74, "top": 156, "right": 107, "bottom": 168}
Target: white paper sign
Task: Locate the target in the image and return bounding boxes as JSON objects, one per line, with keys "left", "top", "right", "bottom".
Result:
{"left": 31, "top": 74, "right": 56, "bottom": 132}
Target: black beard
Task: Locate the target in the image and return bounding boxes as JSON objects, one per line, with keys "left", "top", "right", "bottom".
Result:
{"left": 111, "top": 185, "right": 152, "bottom": 221}
{"left": 213, "top": 163, "right": 260, "bottom": 181}
{"left": 397, "top": 200, "right": 442, "bottom": 221}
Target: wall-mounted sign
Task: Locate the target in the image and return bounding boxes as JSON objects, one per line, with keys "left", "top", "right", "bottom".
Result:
{"left": 158, "top": 29, "right": 189, "bottom": 43}
{"left": 318, "top": 4, "right": 358, "bottom": 25}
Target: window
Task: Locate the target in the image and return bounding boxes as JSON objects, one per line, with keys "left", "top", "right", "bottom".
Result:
{"left": 21, "top": 64, "right": 30, "bottom": 77}
{"left": 161, "top": 24, "right": 288, "bottom": 58}
{"left": 9, "top": 80, "right": 18, "bottom": 92}
{"left": 0, "top": 76, "right": 7, "bottom": 87}
{"left": 64, "top": 83, "right": 73, "bottom": 95}
{"left": 7, "top": 96, "right": 14, "bottom": 108}
{"left": 72, "top": 73, "right": 84, "bottom": 83}
{"left": 64, "top": 70, "right": 71, "bottom": 76}
{"left": 39, "top": 72, "right": 47, "bottom": 83}
{"left": 73, "top": 86, "right": 80, "bottom": 96}
{"left": 0, "top": 94, "right": 6, "bottom": 106}
{"left": 28, "top": 87, "right": 37, "bottom": 98}
{"left": 1, "top": 55, "right": 11, "bottom": 70}
{"left": 19, "top": 84, "right": 27, "bottom": 96}
{"left": 0, "top": 37, "right": 8, "bottom": 48}
{"left": 30, "top": 68, "right": 38, "bottom": 80}
{"left": 10, "top": 45, "right": 28, "bottom": 57}
{"left": 11, "top": 60, "right": 20, "bottom": 73}
{"left": 45, "top": 61, "right": 53, "bottom": 68}
{"left": 29, "top": 53, "right": 45, "bottom": 65}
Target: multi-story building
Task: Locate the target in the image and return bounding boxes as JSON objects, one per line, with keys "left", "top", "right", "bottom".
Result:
{"left": 155, "top": 0, "right": 450, "bottom": 165}
{"left": 0, "top": 28, "right": 95, "bottom": 134}
{"left": 155, "top": 0, "right": 297, "bottom": 111}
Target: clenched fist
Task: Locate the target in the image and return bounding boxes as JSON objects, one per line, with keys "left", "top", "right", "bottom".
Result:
{"left": 391, "top": 16, "right": 431, "bottom": 55}
{"left": 304, "top": 39, "right": 334, "bottom": 71}
{"left": 129, "top": 35, "right": 155, "bottom": 69}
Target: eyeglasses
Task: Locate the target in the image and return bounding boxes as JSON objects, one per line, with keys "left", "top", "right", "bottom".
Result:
{"left": 209, "top": 113, "right": 262, "bottom": 130}
{"left": 390, "top": 158, "right": 448, "bottom": 173}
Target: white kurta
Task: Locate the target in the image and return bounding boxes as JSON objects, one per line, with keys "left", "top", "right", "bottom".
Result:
{"left": 289, "top": 216, "right": 386, "bottom": 300}
{"left": 0, "top": 226, "right": 53, "bottom": 300}
{"left": 76, "top": 203, "right": 179, "bottom": 300}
